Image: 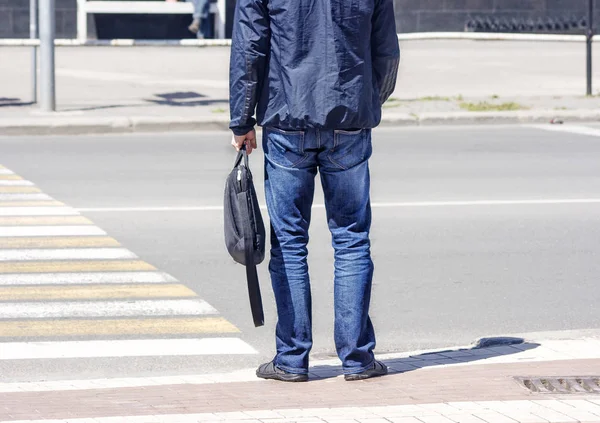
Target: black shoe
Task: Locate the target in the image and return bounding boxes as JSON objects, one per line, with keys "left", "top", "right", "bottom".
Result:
{"left": 344, "top": 360, "right": 388, "bottom": 381}
{"left": 256, "top": 361, "right": 309, "bottom": 382}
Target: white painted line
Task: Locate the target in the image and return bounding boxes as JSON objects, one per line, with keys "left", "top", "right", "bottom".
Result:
{"left": 0, "top": 271, "right": 177, "bottom": 286}
{"left": 0, "top": 180, "right": 34, "bottom": 186}
{"left": 0, "top": 338, "right": 257, "bottom": 360}
{"left": 0, "top": 193, "right": 52, "bottom": 201}
{"left": 77, "top": 199, "right": 600, "bottom": 213}
{"left": 78, "top": 206, "right": 225, "bottom": 212}
{"left": 369, "top": 199, "right": 600, "bottom": 207}
{"left": 0, "top": 226, "right": 106, "bottom": 237}
{"left": 529, "top": 124, "right": 600, "bottom": 137}
{"left": 0, "top": 299, "right": 218, "bottom": 319}
{"left": 0, "top": 207, "right": 79, "bottom": 216}
{"left": 0, "top": 248, "right": 137, "bottom": 261}
{"left": 0, "top": 169, "right": 14, "bottom": 175}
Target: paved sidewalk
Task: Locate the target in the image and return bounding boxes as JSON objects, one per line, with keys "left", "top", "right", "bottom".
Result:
{"left": 3, "top": 338, "right": 600, "bottom": 422}
{"left": 2, "top": 40, "right": 600, "bottom": 135}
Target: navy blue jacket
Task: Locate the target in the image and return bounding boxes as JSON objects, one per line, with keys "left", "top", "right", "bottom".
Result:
{"left": 229, "top": 0, "right": 400, "bottom": 136}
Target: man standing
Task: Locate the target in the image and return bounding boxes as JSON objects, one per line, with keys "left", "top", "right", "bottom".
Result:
{"left": 229, "top": 0, "right": 400, "bottom": 382}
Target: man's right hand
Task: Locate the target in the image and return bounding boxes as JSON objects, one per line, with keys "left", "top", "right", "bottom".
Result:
{"left": 231, "top": 129, "right": 258, "bottom": 155}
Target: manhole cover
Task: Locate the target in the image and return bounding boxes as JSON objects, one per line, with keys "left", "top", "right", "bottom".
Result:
{"left": 516, "top": 377, "right": 600, "bottom": 394}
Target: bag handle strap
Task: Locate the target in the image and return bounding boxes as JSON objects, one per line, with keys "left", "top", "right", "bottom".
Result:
{"left": 238, "top": 180, "right": 265, "bottom": 327}
{"left": 233, "top": 145, "right": 250, "bottom": 169}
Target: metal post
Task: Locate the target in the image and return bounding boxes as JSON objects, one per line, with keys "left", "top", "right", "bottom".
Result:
{"left": 39, "top": 0, "right": 56, "bottom": 112}
{"left": 77, "top": 0, "right": 87, "bottom": 42}
{"left": 30, "top": 0, "right": 38, "bottom": 103}
{"left": 587, "top": 0, "right": 594, "bottom": 96}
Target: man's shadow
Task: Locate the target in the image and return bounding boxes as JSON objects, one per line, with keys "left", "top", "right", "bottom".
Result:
{"left": 145, "top": 91, "right": 227, "bottom": 107}
{"left": 308, "top": 337, "right": 540, "bottom": 380}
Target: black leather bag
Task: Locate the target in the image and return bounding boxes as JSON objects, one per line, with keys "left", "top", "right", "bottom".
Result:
{"left": 224, "top": 147, "right": 265, "bottom": 327}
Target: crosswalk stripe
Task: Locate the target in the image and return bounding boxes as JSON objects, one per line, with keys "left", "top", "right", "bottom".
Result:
{"left": 0, "top": 216, "right": 91, "bottom": 226}
{"left": 0, "top": 236, "right": 120, "bottom": 249}
{"left": 0, "top": 260, "right": 156, "bottom": 273}
{"left": 0, "top": 180, "right": 34, "bottom": 186}
{"left": 0, "top": 165, "right": 246, "bottom": 357}
{"left": 0, "top": 283, "right": 196, "bottom": 300}
{"left": 0, "top": 299, "right": 218, "bottom": 318}
{"left": 0, "top": 193, "right": 53, "bottom": 201}
{"left": 0, "top": 338, "right": 257, "bottom": 359}
{"left": 0, "top": 207, "right": 78, "bottom": 216}
{"left": 0, "top": 317, "right": 239, "bottom": 337}
{"left": 0, "top": 201, "right": 64, "bottom": 207}
{"left": 0, "top": 271, "right": 175, "bottom": 285}
{"left": 0, "top": 226, "right": 106, "bottom": 237}
{"left": 0, "top": 248, "right": 138, "bottom": 261}
{"left": 0, "top": 186, "right": 41, "bottom": 193}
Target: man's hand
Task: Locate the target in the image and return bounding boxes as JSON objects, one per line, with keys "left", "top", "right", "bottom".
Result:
{"left": 231, "top": 129, "right": 258, "bottom": 155}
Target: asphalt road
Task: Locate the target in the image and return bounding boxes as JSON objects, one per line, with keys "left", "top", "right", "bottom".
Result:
{"left": 0, "top": 124, "right": 599, "bottom": 382}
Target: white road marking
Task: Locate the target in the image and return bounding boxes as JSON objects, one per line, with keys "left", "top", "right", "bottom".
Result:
{"left": 0, "top": 299, "right": 218, "bottom": 319}
{"left": 0, "top": 226, "right": 106, "bottom": 237}
{"left": 77, "top": 198, "right": 600, "bottom": 213}
{"left": 78, "top": 206, "right": 225, "bottom": 212}
{"left": 0, "top": 338, "right": 257, "bottom": 360}
{"left": 370, "top": 199, "right": 600, "bottom": 207}
{"left": 0, "top": 169, "right": 14, "bottom": 175}
{"left": 0, "top": 193, "right": 53, "bottom": 201}
{"left": 529, "top": 124, "right": 600, "bottom": 137}
{"left": 0, "top": 248, "right": 137, "bottom": 261}
{"left": 0, "top": 180, "right": 34, "bottom": 186}
{"left": 0, "top": 271, "right": 177, "bottom": 285}
{"left": 0, "top": 207, "right": 79, "bottom": 216}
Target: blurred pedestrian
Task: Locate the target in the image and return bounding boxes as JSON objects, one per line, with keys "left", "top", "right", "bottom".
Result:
{"left": 229, "top": 0, "right": 400, "bottom": 382}
{"left": 187, "top": 0, "right": 208, "bottom": 38}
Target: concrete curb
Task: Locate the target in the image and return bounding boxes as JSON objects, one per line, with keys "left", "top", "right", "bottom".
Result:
{"left": 0, "top": 115, "right": 231, "bottom": 136}
{"left": 1, "top": 110, "right": 600, "bottom": 136}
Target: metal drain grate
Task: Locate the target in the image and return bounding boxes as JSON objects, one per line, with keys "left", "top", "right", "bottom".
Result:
{"left": 516, "top": 377, "right": 600, "bottom": 394}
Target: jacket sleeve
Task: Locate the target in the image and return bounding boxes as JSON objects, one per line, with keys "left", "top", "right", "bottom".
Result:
{"left": 371, "top": 0, "right": 400, "bottom": 105}
{"left": 229, "top": 0, "right": 270, "bottom": 136}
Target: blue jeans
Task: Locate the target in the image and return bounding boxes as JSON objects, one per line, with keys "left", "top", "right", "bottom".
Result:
{"left": 187, "top": 0, "right": 212, "bottom": 38}
{"left": 263, "top": 127, "right": 376, "bottom": 375}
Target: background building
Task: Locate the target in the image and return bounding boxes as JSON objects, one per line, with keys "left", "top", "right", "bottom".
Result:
{"left": 1, "top": 0, "right": 599, "bottom": 39}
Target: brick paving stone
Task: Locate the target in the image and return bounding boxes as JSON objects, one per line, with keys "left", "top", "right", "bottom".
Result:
{"left": 419, "top": 405, "right": 463, "bottom": 414}
{"left": 530, "top": 408, "right": 577, "bottom": 423}
{"left": 279, "top": 420, "right": 325, "bottom": 423}
{"left": 243, "top": 410, "right": 286, "bottom": 419}
{"left": 495, "top": 411, "right": 548, "bottom": 423}
{"left": 534, "top": 400, "right": 600, "bottom": 421}
{"left": 417, "top": 415, "right": 457, "bottom": 423}
{"left": 446, "top": 403, "right": 486, "bottom": 412}
{"left": 387, "top": 418, "right": 425, "bottom": 423}
{"left": 355, "top": 419, "right": 392, "bottom": 423}
{"left": 444, "top": 414, "right": 488, "bottom": 423}
{"left": 471, "top": 412, "right": 518, "bottom": 423}
{"left": 559, "top": 400, "right": 600, "bottom": 414}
